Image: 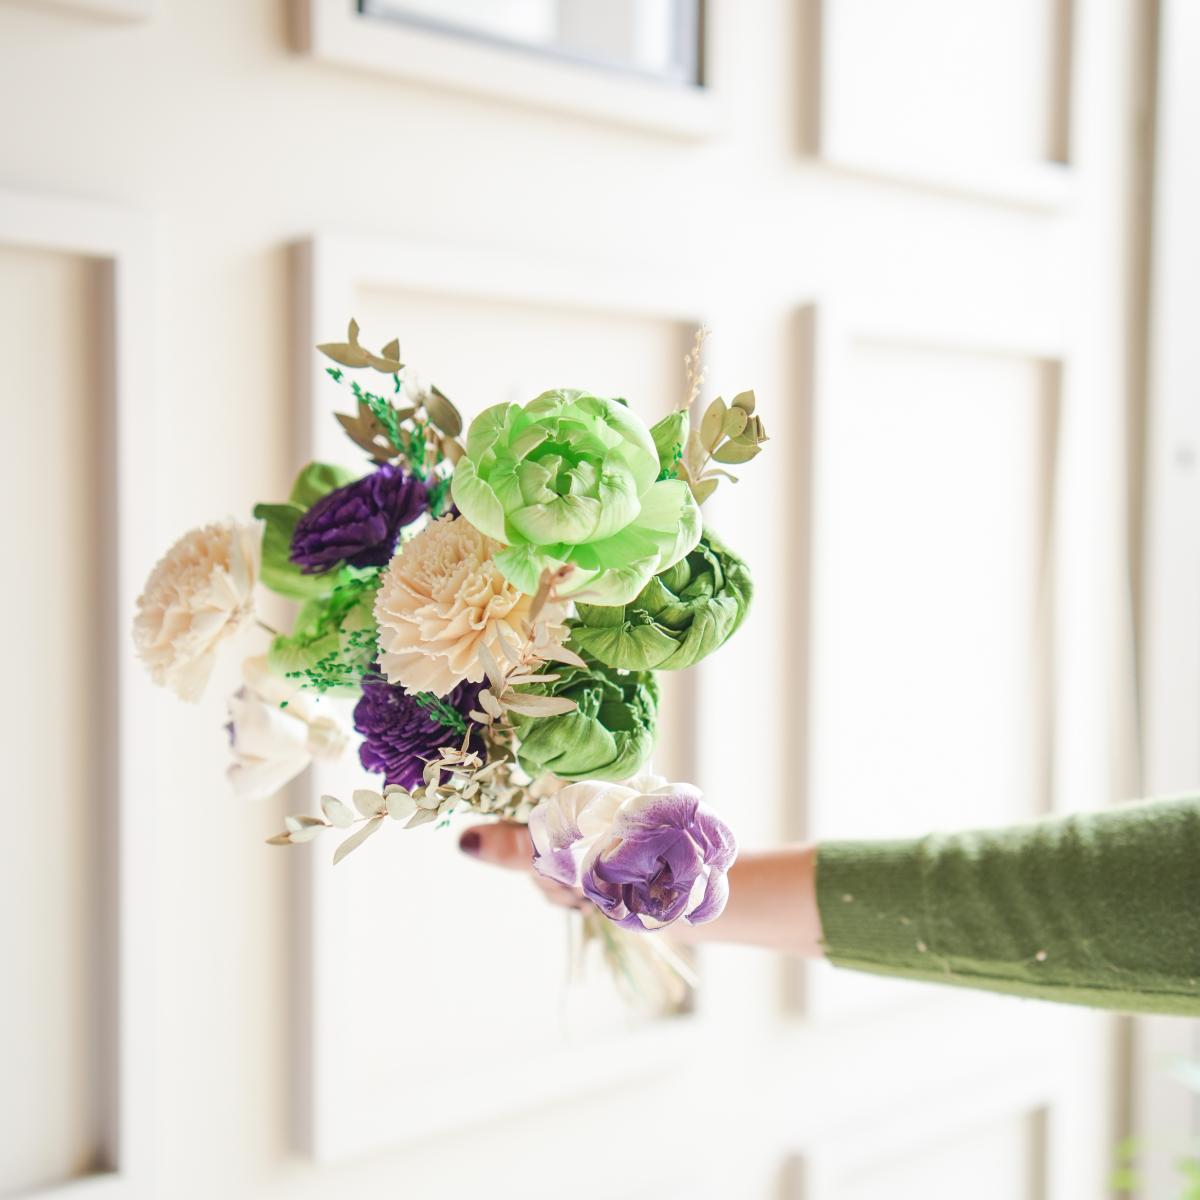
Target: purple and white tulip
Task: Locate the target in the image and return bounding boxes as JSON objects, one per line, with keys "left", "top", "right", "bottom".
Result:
{"left": 529, "top": 774, "right": 736, "bottom": 930}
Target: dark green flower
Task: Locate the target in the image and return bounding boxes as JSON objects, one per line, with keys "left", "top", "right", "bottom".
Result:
{"left": 568, "top": 530, "right": 752, "bottom": 672}
{"left": 513, "top": 662, "right": 658, "bottom": 782}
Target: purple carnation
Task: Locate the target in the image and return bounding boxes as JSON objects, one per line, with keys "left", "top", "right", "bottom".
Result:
{"left": 353, "top": 671, "right": 482, "bottom": 791}
{"left": 529, "top": 779, "right": 737, "bottom": 931}
{"left": 290, "top": 464, "right": 427, "bottom": 573}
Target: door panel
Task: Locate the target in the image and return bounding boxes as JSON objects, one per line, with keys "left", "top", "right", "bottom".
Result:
{"left": 296, "top": 244, "right": 707, "bottom": 1160}
{"left": 0, "top": 244, "right": 105, "bottom": 1195}
{"left": 806, "top": 331, "right": 1059, "bottom": 1021}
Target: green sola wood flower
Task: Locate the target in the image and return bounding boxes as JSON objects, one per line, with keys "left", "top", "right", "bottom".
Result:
{"left": 568, "top": 530, "right": 752, "bottom": 672}
{"left": 512, "top": 662, "right": 659, "bottom": 782}
{"left": 450, "top": 390, "right": 702, "bottom": 605}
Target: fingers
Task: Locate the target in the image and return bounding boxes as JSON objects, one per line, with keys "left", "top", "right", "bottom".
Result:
{"left": 459, "top": 821, "right": 589, "bottom": 912}
{"left": 458, "top": 821, "right": 533, "bottom": 872}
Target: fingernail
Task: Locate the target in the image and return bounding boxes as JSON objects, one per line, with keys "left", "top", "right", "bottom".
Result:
{"left": 459, "top": 830, "right": 481, "bottom": 857}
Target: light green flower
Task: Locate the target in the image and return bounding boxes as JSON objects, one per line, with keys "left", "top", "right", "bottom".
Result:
{"left": 450, "top": 390, "right": 702, "bottom": 605}
{"left": 568, "top": 530, "right": 752, "bottom": 672}
{"left": 649, "top": 410, "right": 688, "bottom": 477}
{"left": 266, "top": 569, "right": 380, "bottom": 695}
{"left": 512, "top": 662, "right": 658, "bottom": 782}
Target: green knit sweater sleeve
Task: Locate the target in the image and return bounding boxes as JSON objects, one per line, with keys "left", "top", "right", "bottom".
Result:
{"left": 815, "top": 797, "right": 1200, "bottom": 1016}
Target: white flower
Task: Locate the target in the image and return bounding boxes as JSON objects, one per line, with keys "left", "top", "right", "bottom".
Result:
{"left": 226, "top": 656, "right": 347, "bottom": 801}
{"left": 133, "top": 521, "right": 260, "bottom": 701}
{"left": 373, "top": 514, "right": 564, "bottom": 697}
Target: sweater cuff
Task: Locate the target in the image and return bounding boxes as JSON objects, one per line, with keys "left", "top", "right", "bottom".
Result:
{"left": 815, "top": 837, "right": 936, "bottom": 971}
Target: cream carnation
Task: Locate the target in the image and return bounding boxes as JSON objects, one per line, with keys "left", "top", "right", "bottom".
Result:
{"left": 133, "top": 521, "right": 260, "bottom": 701}
{"left": 374, "top": 514, "right": 562, "bottom": 697}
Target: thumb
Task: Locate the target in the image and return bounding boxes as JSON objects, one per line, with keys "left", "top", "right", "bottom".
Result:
{"left": 458, "top": 821, "right": 533, "bottom": 872}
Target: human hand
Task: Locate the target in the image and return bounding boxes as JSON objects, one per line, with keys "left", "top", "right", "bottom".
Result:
{"left": 458, "top": 822, "right": 588, "bottom": 913}
{"left": 458, "top": 822, "right": 825, "bottom": 955}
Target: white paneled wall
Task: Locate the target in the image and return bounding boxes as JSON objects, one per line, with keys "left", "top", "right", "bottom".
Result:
{"left": 837, "top": 1112, "right": 1040, "bottom": 1200}
{"left": 808, "top": 338, "right": 1055, "bottom": 843}
{"left": 0, "top": 188, "right": 153, "bottom": 1200}
{"left": 0, "top": 1, "right": 1147, "bottom": 1197}
{"left": 0, "top": 243, "right": 105, "bottom": 1196}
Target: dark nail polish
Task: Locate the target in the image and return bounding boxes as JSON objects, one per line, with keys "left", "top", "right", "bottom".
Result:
{"left": 459, "top": 830, "right": 481, "bottom": 856}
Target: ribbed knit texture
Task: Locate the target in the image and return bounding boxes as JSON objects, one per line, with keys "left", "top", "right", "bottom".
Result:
{"left": 815, "top": 797, "right": 1200, "bottom": 1015}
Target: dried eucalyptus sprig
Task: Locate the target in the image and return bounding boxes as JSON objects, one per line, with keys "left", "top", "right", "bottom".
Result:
{"left": 269, "top": 731, "right": 489, "bottom": 861}
{"left": 326, "top": 374, "right": 407, "bottom": 464}
{"left": 678, "top": 390, "right": 768, "bottom": 505}
{"left": 317, "top": 319, "right": 405, "bottom": 374}
{"left": 318, "top": 318, "right": 468, "bottom": 478}
{"left": 267, "top": 732, "right": 550, "bottom": 863}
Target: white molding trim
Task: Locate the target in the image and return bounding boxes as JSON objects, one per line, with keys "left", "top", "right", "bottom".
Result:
{"left": 790, "top": 1070, "right": 1054, "bottom": 1196}
{"left": 812, "top": 0, "right": 1075, "bottom": 209}
{"left": 770, "top": 1000, "right": 1109, "bottom": 1197}
{"left": 2, "top": 0, "right": 151, "bottom": 20}
{"left": 292, "top": 0, "right": 726, "bottom": 139}
{"left": 290, "top": 231, "right": 719, "bottom": 1162}
{"left": 0, "top": 189, "right": 154, "bottom": 1199}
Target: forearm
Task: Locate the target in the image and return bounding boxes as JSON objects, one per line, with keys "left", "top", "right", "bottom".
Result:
{"left": 468, "top": 798, "right": 1200, "bottom": 1015}
{"left": 814, "top": 797, "right": 1200, "bottom": 1015}
{"left": 675, "top": 844, "right": 825, "bottom": 956}
{"left": 675, "top": 798, "right": 1200, "bottom": 1018}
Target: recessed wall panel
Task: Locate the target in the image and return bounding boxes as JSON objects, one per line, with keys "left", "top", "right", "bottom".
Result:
{"left": 820, "top": 0, "right": 1072, "bottom": 199}
{"left": 0, "top": 243, "right": 105, "bottom": 1195}
{"left": 305, "top": 277, "right": 698, "bottom": 1154}
{"left": 805, "top": 336, "right": 1057, "bottom": 1015}
{"left": 840, "top": 1111, "right": 1040, "bottom": 1200}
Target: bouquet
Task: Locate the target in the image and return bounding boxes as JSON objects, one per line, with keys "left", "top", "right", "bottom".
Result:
{"left": 134, "top": 322, "right": 766, "bottom": 1002}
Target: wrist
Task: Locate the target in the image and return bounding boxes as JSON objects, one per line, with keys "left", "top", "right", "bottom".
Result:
{"left": 673, "top": 843, "right": 824, "bottom": 956}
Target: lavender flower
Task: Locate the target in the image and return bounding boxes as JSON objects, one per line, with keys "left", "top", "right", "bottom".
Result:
{"left": 290, "top": 464, "right": 427, "bottom": 574}
{"left": 353, "top": 671, "right": 482, "bottom": 791}
{"left": 529, "top": 775, "right": 736, "bottom": 930}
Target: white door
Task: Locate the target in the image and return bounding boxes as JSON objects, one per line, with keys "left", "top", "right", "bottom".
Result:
{"left": 0, "top": 1, "right": 1146, "bottom": 1197}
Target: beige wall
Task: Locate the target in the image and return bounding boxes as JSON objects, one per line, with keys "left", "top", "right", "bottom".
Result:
{"left": 0, "top": 244, "right": 106, "bottom": 1195}
{"left": 0, "top": 1, "right": 1145, "bottom": 1197}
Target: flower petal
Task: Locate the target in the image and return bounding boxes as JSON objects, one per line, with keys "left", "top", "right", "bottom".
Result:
{"left": 559, "top": 552, "right": 660, "bottom": 606}
{"left": 590, "top": 468, "right": 641, "bottom": 542}
{"left": 465, "top": 402, "right": 518, "bottom": 461}
{"left": 529, "top": 780, "right": 632, "bottom": 886}
{"left": 508, "top": 493, "right": 602, "bottom": 546}
{"left": 493, "top": 542, "right": 562, "bottom": 597}
{"left": 450, "top": 457, "right": 508, "bottom": 543}
{"left": 686, "top": 865, "right": 730, "bottom": 925}
{"left": 628, "top": 478, "right": 702, "bottom": 572}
